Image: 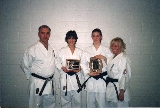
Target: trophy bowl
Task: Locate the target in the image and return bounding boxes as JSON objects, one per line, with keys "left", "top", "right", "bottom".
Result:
{"left": 89, "top": 57, "right": 103, "bottom": 73}
{"left": 66, "top": 59, "right": 80, "bottom": 70}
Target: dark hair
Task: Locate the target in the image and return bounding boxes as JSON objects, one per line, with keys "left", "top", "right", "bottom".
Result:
{"left": 91, "top": 28, "right": 102, "bottom": 36}
{"left": 65, "top": 30, "right": 78, "bottom": 42}
{"left": 38, "top": 25, "right": 51, "bottom": 32}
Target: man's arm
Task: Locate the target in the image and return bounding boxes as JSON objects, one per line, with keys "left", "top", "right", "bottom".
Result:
{"left": 20, "top": 49, "right": 33, "bottom": 80}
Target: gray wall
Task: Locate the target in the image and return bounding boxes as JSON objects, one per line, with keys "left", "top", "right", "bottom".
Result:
{"left": 0, "top": 0, "right": 160, "bottom": 107}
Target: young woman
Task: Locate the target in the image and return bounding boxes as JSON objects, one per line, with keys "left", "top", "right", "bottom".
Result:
{"left": 55, "top": 30, "right": 83, "bottom": 108}
{"left": 81, "top": 28, "right": 112, "bottom": 108}
{"left": 106, "top": 37, "right": 131, "bottom": 107}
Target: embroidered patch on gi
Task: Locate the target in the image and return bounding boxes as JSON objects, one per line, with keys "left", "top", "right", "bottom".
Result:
{"left": 123, "top": 69, "right": 127, "bottom": 74}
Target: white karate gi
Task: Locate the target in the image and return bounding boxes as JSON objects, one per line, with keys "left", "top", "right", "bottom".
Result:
{"left": 106, "top": 52, "right": 131, "bottom": 107}
{"left": 81, "top": 44, "right": 112, "bottom": 108}
{"left": 20, "top": 41, "right": 56, "bottom": 108}
{"left": 55, "top": 46, "right": 83, "bottom": 108}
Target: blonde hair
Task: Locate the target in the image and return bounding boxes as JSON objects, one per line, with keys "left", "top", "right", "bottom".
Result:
{"left": 110, "top": 37, "right": 126, "bottom": 52}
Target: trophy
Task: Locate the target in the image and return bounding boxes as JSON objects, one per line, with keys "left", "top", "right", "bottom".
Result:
{"left": 89, "top": 57, "right": 103, "bottom": 73}
{"left": 66, "top": 59, "right": 80, "bottom": 70}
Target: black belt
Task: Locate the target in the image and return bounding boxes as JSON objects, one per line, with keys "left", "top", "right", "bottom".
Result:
{"left": 65, "top": 71, "right": 82, "bottom": 96}
{"left": 92, "top": 72, "right": 107, "bottom": 80}
{"left": 77, "top": 71, "right": 107, "bottom": 93}
{"left": 31, "top": 73, "right": 54, "bottom": 96}
{"left": 105, "top": 77, "right": 119, "bottom": 100}
{"left": 77, "top": 72, "right": 119, "bottom": 100}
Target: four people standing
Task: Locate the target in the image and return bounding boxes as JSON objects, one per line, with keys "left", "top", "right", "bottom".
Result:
{"left": 21, "top": 25, "right": 131, "bottom": 108}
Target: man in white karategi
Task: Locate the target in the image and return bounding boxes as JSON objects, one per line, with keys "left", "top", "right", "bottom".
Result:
{"left": 106, "top": 37, "right": 131, "bottom": 107}
{"left": 81, "top": 28, "right": 113, "bottom": 108}
{"left": 20, "top": 25, "right": 56, "bottom": 108}
{"left": 55, "top": 30, "right": 83, "bottom": 108}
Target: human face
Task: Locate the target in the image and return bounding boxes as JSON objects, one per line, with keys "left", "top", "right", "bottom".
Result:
{"left": 92, "top": 32, "right": 102, "bottom": 44}
{"left": 38, "top": 28, "right": 50, "bottom": 45}
{"left": 67, "top": 37, "right": 76, "bottom": 46}
{"left": 110, "top": 41, "right": 121, "bottom": 56}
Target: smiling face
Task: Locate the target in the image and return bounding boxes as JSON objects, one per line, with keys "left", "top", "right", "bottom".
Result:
{"left": 110, "top": 37, "right": 126, "bottom": 56}
{"left": 65, "top": 30, "right": 78, "bottom": 46}
{"left": 92, "top": 31, "right": 102, "bottom": 44}
{"left": 110, "top": 41, "right": 121, "bottom": 56}
{"left": 38, "top": 28, "right": 50, "bottom": 45}
{"left": 67, "top": 37, "right": 76, "bottom": 46}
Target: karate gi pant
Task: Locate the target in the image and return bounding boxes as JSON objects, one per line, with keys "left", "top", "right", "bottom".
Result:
{"left": 106, "top": 101, "right": 129, "bottom": 107}
{"left": 29, "top": 94, "right": 55, "bottom": 108}
{"left": 87, "top": 92, "right": 107, "bottom": 108}
{"left": 61, "top": 90, "right": 81, "bottom": 108}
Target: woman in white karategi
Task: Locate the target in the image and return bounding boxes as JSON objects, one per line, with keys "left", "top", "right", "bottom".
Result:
{"left": 106, "top": 37, "right": 131, "bottom": 107}
{"left": 81, "top": 28, "right": 112, "bottom": 108}
{"left": 20, "top": 25, "right": 56, "bottom": 108}
{"left": 55, "top": 30, "right": 83, "bottom": 108}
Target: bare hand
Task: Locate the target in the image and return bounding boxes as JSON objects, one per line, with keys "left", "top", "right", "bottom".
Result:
{"left": 61, "top": 66, "right": 81, "bottom": 73}
{"left": 94, "top": 54, "right": 107, "bottom": 64}
{"left": 61, "top": 66, "right": 70, "bottom": 73}
{"left": 119, "top": 89, "right": 125, "bottom": 101}
{"left": 88, "top": 72, "right": 100, "bottom": 76}
{"left": 94, "top": 54, "right": 105, "bottom": 59}
{"left": 72, "top": 69, "right": 80, "bottom": 73}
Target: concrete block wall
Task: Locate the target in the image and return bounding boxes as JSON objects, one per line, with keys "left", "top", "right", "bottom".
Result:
{"left": 0, "top": 0, "right": 160, "bottom": 107}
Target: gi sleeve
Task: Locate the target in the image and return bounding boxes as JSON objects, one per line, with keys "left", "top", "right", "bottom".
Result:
{"left": 80, "top": 51, "right": 90, "bottom": 79}
{"left": 104, "top": 47, "right": 113, "bottom": 66}
{"left": 20, "top": 49, "right": 33, "bottom": 80}
{"left": 105, "top": 47, "right": 113, "bottom": 58}
{"left": 118, "top": 57, "right": 131, "bottom": 91}
{"left": 55, "top": 50, "right": 64, "bottom": 74}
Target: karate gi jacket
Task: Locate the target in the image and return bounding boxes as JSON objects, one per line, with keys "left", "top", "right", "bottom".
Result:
{"left": 106, "top": 52, "right": 131, "bottom": 102}
{"left": 81, "top": 44, "right": 113, "bottom": 92}
{"left": 20, "top": 41, "right": 56, "bottom": 106}
{"left": 55, "top": 46, "right": 83, "bottom": 91}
